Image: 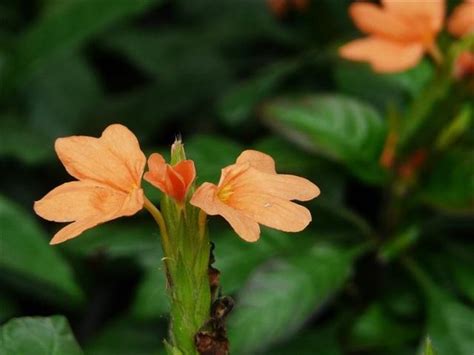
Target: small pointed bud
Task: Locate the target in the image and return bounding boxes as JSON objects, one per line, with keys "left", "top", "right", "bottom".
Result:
{"left": 171, "top": 136, "right": 186, "bottom": 165}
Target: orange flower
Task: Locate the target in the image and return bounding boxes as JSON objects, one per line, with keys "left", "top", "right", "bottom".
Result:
{"left": 453, "top": 51, "right": 474, "bottom": 79}
{"left": 34, "top": 124, "right": 146, "bottom": 245}
{"left": 448, "top": 0, "right": 474, "bottom": 37}
{"left": 339, "top": 0, "right": 445, "bottom": 72}
{"left": 190, "top": 150, "right": 320, "bottom": 242}
{"left": 144, "top": 153, "right": 196, "bottom": 202}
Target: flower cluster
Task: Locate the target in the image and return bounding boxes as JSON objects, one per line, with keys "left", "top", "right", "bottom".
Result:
{"left": 34, "top": 124, "right": 320, "bottom": 244}
{"left": 339, "top": 0, "right": 474, "bottom": 73}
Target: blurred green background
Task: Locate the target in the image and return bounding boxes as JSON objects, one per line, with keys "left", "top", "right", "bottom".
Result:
{"left": 0, "top": 0, "right": 473, "bottom": 354}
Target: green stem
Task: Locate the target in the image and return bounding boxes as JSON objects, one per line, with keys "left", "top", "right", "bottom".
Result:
{"left": 143, "top": 196, "right": 173, "bottom": 260}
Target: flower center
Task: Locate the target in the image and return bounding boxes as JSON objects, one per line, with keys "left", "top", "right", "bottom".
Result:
{"left": 217, "top": 184, "right": 234, "bottom": 202}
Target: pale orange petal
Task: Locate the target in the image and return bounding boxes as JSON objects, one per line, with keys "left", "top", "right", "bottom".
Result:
{"left": 55, "top": 124, "right": 145, "bottom": 192}
{"left": 349, "top": 2, "right": 413, "bottom": 40}
{"left": 236, "top": 150, "right": 276, "bottom": 174}
{"left": 382, "top": 0, "right": 445, "bottom": 32}
{"left": 34, "top": 181, "right": 119, "bottom": 222}
{"left": 35, "top": 181, "right": 144, "bottom": 244}
{"left": 339, "top": 37, "right": 424, "bottom": 72}
{"left": 144, "top": 153, "right": 169, "bottom": 193}
{"left": 190, "top": 183, "right": 221, "bottom": 215}
{"left": 448, "top": 2, "right": 474, "bottom": 37}
{"left": 229, "top": 167, "right": 320, "bottom": 202}
{"left": 49, "top": 216, "right": 105, "bottom": 245}
{"left": 232, "top": 193, "right": 312, "bottom": 233}
{"left": 191, "top": 183, "right": 260, "bottom": 241}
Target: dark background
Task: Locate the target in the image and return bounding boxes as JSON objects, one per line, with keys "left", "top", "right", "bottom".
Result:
{"left": 0, "top": 0, "right": 473, "bottom": 354}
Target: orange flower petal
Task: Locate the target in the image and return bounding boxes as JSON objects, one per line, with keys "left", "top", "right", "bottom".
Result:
{"left": 191, "top": 183, "right": 260, "bottom": 242}
{"left": 448, "top": 1, "right": 474, "bottom": 37}
{"left": 144, "top": 153, "right": 167, "bottom": 191}
{"left": 382, "top": 0, "right": 445, "bottom": 32}
{"left": 231, "top": 193, "right": 312, "bottom": 233}
{"left": 235, "top": 150, "right": 276, "bottom": 174}
{"left": 229, "top": 167, "right": 320, "bottom": 202}
{"left": 339, "top": 37, "right": 424, "bottom": 72}
{"left": 34, "top": 181, "right": 144, "bottom": 244}
{"left": 55, "top": 124, "right": 146, "bottom": 193}
{"left": 172, "top": 160, "right": 196, "bottom": 191}
{"left": 144, "top": 153, "right": 196, "bottom": 201}
{"left": 349, "top": 2, "right": 413, "bottom": 41}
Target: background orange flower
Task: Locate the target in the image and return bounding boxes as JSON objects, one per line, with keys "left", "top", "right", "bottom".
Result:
{"left": 448, "top": 0, "right": 474, "bottom": 37}
{"left": 339, "top": 0, "right": 445, "bottom": 72}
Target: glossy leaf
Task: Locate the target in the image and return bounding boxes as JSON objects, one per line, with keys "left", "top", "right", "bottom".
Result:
{"left": 262, "top": 94, "right": 387, "bottom": 183}
{"left": 0, "top": 316, "right": 82, "bottom": 355}
{"left": 228, "top": 244, "right": 359, "bottom": 354}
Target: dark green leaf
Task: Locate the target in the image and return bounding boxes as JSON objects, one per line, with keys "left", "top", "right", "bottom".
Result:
{"left": 84, "top": 317, "right": 165, "bottom": 355}
{"left": 218, "top": 60, "right": 297, "bottom": 126}
{"left": 334, "top": 60, "right": 433, "bottom": 110}
{"left": 267, "top": 325, "right": 342, "bottom": 355}
{"left": 4, "top": 0, "right": 159, "bottom": 91}
{"left": 25, "top": 53, "right": 103, "bottom": 138}
{"left": 262, "top": 94, "right": 388, "bottom": 183}
{"left": 349, "top": 303, "right": 418, "bottom": 350}
{"left": 0, "top": 316, "right": 82, "bottom": 354}
{"left": 427, "top": 296, "right": 474, "bottom": 355}
{"left": 406, "top": 260, "right": 474, "bottom": 355}
{"left": 0, "top": 295, "right": 18, "bottom": 323}
{"left": 61, "top": 222, "right": 160, "bottom": 265}
{"left": 0, "top": 195, "right": 84, "bottom": 306}
{"left": 421, "top": 149, "right": 474, "bottom": 214}
{"left": 0, "top": 114, "right": 53, "bottom": 164}
{"left": 130, "top": 265, "right": 169, "bottom": 320}
{"left": 228, "top": 244, "right": 359, "bottom": 354}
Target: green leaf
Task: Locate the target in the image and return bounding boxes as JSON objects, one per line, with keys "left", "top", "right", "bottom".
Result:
{"left": 3, "top": 0, "right": 159, "bottom": 92}
{"left": 0, "top": 316, "right": 83, "bottom": 354}
{"left": 185, "top": 135, "right": 243, "bottom": 184}
{"left": 217, "top": 60, "right": 297, "bottom": 126}
{"left": 427, "top": 296, "right": 474, "bottom": 355}
{"left": 0, "top": 294, "right": 18, "bottom": 323}
{"left": 262, "top": 94, "right": 388, "bottom": 184}
{"left": 421, "top": 149, "right": 474, "bottom": 214}
{"left": 61, "top": 222, "right": 160, "bottom": 264}
{"left": 406, "top": 260, "right": 474, "bottom": 355}
{"left": 334, "top": 60, "right": 433, "bottom": 110}
{"left": 349, "top": 303, "right": 418, "bottom": 350}
{"left": 130, "top": 265, "right": 169, "bottom": 320}
{"left": 0, "top": 114, "right": 53, "bottom": 164}
{"left": 85, "top": 317, "right": 165, "bottom": 355}
{"left": 25, "top": 53, "right": 103, "bottom": 138}
{"left": 268, "top": 325, "right": 342, "bottom": 355}
{"left": 228, "top": 244, "right": 359, "bottom": 354}
{"left": 0, "top": 195, "right": 83, "bottom": 306}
